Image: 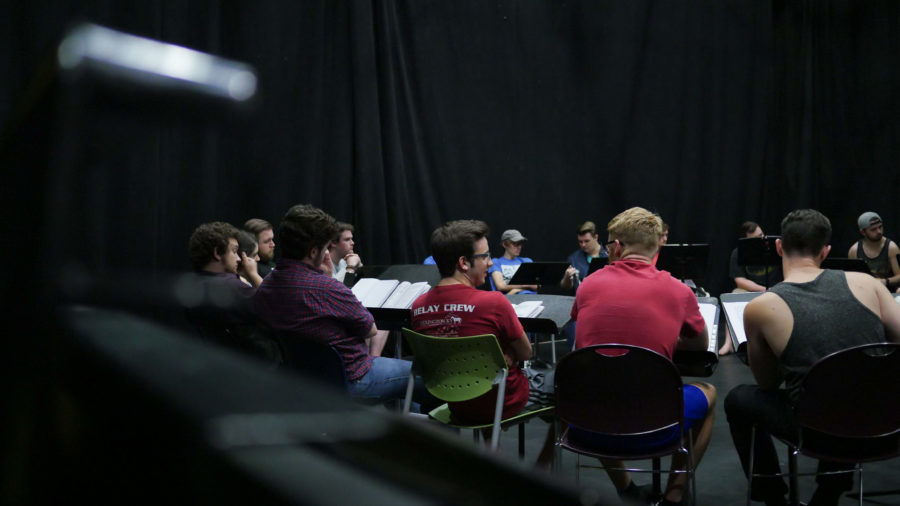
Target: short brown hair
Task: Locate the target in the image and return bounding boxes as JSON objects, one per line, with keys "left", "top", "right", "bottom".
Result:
{"left": 607, "top": 207, "right": 663, "bottom": 252}
{"left": 333, "top": 222, "right": 355, "bottom": 242}
{"left": 780, "top": 209, "right": 831, "bottom": 257}
{"left": 243, "top": 218, "right": 272, "bottom": 238}
{"left": 189, "top": 222, "right": 239, "bottom": 269}
{"left": 278, "top": 204, "right": 339, "bottom": 260}
{"left": 430, "top": 220, "right": 490, "bottom": 278}
{"left": 577, "top": 221, "right": 598, "bottom": 236}
{"left": 739, "top": 221, "right": 760, "bottom": 237}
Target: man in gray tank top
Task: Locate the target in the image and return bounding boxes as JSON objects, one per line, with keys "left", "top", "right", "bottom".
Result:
{"left": 848, "top": 211, "right": 900, "bottom": 290}
{"left": 724, "top": 209, "right": 900, "bottom": 506}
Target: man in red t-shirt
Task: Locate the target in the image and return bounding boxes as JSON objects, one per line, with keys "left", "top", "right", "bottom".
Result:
{"left": 571, "top": 207, "right": 716, "bottom": 506}
{"left": 411, "top": 220, "right": 553, "bottom": 466}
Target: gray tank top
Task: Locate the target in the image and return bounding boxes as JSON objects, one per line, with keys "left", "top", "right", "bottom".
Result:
{"left": 769, "top": 269, "right": 884, "bottom": 403}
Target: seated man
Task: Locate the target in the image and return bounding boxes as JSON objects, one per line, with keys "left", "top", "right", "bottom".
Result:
{"left": 720, "top": 221, "right": 783, "bottom": 355}
{"left": 571, "top": 207, "right": 716, "bottom": 506}
{"left": 330, "top": 222, "right": 364, "bottom": 286}
{"left": 725, "top": 209, "right": 900, "bottom": 506}
{"left": 561, "top": 220, "right": 609, "bottom": 292}
{"left": 489, "top": 229, "right": 538, "bottom": 294}
{"left": 848, "top": 211, "right": 900, "bottom": 290}
{"left": 183, "top": 222, "right": 264, "bottom": 356}
{"left": 252, "top": 204, "right": 423, "bottom": 405}
{"left": 410, "top": 220, "right": 554, "bottom": 464}
{"left": 243, "top": 218, "right": 276, "bottom": 278}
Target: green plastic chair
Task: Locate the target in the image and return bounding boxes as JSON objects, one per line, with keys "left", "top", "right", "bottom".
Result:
{"left": 401, "top": 328, "right": 554, "bottom": 454}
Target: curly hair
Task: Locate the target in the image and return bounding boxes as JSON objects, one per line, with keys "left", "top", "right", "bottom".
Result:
{"left": 189, "top": 222, "right": 239, "bottom": 269}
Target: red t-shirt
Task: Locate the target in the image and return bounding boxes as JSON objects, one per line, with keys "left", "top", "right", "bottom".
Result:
{"left": 571, "top": 259, "right": 705, "bottom": 359}
{"left": 411, "top": 283, "right": 529, "bottom": 423}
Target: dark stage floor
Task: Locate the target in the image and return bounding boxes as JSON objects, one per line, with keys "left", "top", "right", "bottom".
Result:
{"left": 427, "top": 343, "right": 900, "bottom": 505}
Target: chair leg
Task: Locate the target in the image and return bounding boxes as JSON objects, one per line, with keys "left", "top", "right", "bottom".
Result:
{"left": 688, "top": 434, "right": 697, "bottom": 506}
{"left": 788, "top": 447, "right": 798, "bottom": 506}
{"left": 747, "top": 425, "right": 757, "bottom": 506}
{"left": 652, "top": 457, "right": 661, "bottom": 498}
{"left": 518, "top": 423, "right": 525, "bottom": 459}
{"left": 857, "top": 465, "right": 863, "bottom": 506}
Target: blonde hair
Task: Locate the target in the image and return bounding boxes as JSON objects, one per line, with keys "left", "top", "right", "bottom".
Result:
{"left": 607, "top": 207, "right": 663, "bottom": 252}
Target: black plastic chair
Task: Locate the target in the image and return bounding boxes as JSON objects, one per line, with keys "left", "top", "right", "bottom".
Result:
{"left": 268, "top": 329, "right": 348, "bottom": 391}
{"left": 747, "top": 342, "right": 900, "bottom": 506}
{"left": 554, "top": 344, "right": 696, "bottom": 504}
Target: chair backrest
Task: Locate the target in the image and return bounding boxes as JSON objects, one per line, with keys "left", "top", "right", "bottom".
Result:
{"left": 401, "top": 329, "right": 507, "bottom": 403}
{"left": 554, "top": 344, "right": 683, "bottom": 435}
{"left": 795, "top": 342, "right": 900, "bottom": 438}
{"left": 268, "top": 329, "right": 348, "bottom": 390}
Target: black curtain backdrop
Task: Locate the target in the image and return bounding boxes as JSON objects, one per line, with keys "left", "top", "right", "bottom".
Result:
{"left": 2, "top": 0, "right": 898, "bottom": 300}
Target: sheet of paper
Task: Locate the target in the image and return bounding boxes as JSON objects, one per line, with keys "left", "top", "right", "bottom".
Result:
{"left": 513, "top": 300, "right": 545, "bottom": 318}
{"left": 351, "top": 278, "right": 400, "bottom": 308}
{"left": 722, "top": 300, "right": 750, "bottom": 345}
{"left": 698, "top": 302, "right": 718, "bottom": 352}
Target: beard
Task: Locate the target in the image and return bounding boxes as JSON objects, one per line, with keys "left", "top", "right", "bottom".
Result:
{"left": 259, "top": 249, "right": 274, "bottom": 262}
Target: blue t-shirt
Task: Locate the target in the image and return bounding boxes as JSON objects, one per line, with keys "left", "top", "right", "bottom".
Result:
{"left": 489, "top": 256, "right": 535, "bottom": 293}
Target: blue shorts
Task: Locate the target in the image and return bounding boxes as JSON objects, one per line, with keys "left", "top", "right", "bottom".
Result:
{"left": 568, "top": 384, "right": 708, "bottom": 453}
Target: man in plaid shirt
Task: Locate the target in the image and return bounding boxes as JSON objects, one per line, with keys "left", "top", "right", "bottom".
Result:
{"left": 253, "top": 204, "right": 419, "bottom": 404}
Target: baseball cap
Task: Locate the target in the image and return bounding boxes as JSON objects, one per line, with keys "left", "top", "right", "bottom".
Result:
{"left": 500, "top": 229, "right": 527, "bottom": 242}
{"left": 857, "top": 211, "right": 882, "bottom": 230}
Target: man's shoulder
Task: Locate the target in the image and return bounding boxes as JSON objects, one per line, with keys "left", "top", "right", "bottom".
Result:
{"left": 887, "top": 238, "right": 900, "bottom": 252}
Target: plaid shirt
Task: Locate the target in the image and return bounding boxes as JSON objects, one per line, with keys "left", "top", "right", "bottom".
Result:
{"left": 253, "top": 258, "right": 374, "bottom": 380}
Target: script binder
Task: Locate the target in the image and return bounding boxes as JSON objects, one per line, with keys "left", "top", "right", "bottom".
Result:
{"left": 352, "top": 278, "right": 431, "bottom": 309}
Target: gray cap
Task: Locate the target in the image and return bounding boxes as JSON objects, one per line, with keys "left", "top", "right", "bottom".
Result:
{"left": 500, "top": 229, "right": 527, "bottom": 242}
{"left": 857, "top": 211, "right": 882, "bottom": 230}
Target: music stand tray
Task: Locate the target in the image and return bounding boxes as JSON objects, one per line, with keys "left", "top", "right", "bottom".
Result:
{"left": 655, "top": 244, "right": 709, "bottom": 284}
{"left": 822, "top": 257, "right": 870, "bottom": 273}
{"left": 737, "top": 236, "right": 781, "bottom": 267}
{"left": 587, "top": 257, "right": 609, "bottom": 275}
{"left": 508, "top": 262, "right": 569, "bottom": 286}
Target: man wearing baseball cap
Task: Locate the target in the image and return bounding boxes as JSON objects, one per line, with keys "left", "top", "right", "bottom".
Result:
{"left": 489, "top": 229, "right": 539, "bottom": 294}
{"left": 848, "top": 211, "right": 900, "bottom": 290}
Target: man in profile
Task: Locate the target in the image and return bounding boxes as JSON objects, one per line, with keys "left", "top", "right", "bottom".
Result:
{"left": 410, "top": 220, "right": 555, "bottom": 466}
{"left": 244, "top": 218, "right": 276, "bottom": 278}
{"left": 570, "top": 207, "right": 716, "bottom": 506}
{"left": 252, "top": 204, "right": 416, "bottom": 404}
{"left": 848, "top": 211, "right": 900, "bottom": 290}
{"left": 329, "top": 222, "right": 363, "bottom": 286}
{"left": 184, "top": 222, "right": 262, "bottom": 355}
{"left": 726, "top": 209, "right": 900, "bottom": 506}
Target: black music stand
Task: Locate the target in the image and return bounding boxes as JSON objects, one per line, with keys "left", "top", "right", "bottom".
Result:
{"left": 587, "top": 257, "right": 609, "bottom": 275}
{"left": 821, "top": 257, "right": 869, "bottom": 273}
{"left": 655, "top": 244, "right": 709, "bottom": 286}
{"left": 509, "top": 262, "right": 569, "bottom": 288}
{"left": 736, "top": 236, "right": 781, "bottom": 288}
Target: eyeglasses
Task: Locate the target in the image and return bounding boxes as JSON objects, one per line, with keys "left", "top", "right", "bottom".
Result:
{"left": 605, "top": 240, "right": 617, "bottom": 248}
{"left": 472, "top": 252, "right": 491, "bottom": 260}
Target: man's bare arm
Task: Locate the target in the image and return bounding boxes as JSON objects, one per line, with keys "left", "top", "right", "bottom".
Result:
{"left": 734, "top": 276, "right": 766, "bottom": 292}
{"left": 875, "top": 280, "right": 900, "bottom": 343}
{"left": 676, "top": 325, "right": 709, "bottom": 352}
{"left": 744, "top": 297, "right": 783, "bottom": 389}
{"left": 505, "top": 332, "right": 533, "bottom": 366}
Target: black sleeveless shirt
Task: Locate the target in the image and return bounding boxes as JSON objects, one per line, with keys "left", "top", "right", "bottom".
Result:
{"left": 769, "top": 269, "right": 884, "bottom": 403}
{"left": 856, "top": 238, "right": 893, "bottom": 278}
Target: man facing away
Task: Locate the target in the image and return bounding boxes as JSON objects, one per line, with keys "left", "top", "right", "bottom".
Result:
{"left": 570, "top": 207, "right": 716, "bottom": 506}
{"left": 252, "top": 204, "right": 421, "bottom": 405}
{"left": 848, "top": 211, "right": 900, "bottom": 291}
{"left": 244, "top": 218, "right": 276, "bottom": 278}
{"left": 410, "top": 220, "right": 555, "bottom": 465}
{"left": 725, "top": 209, "right": 900, "bottom": 506}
